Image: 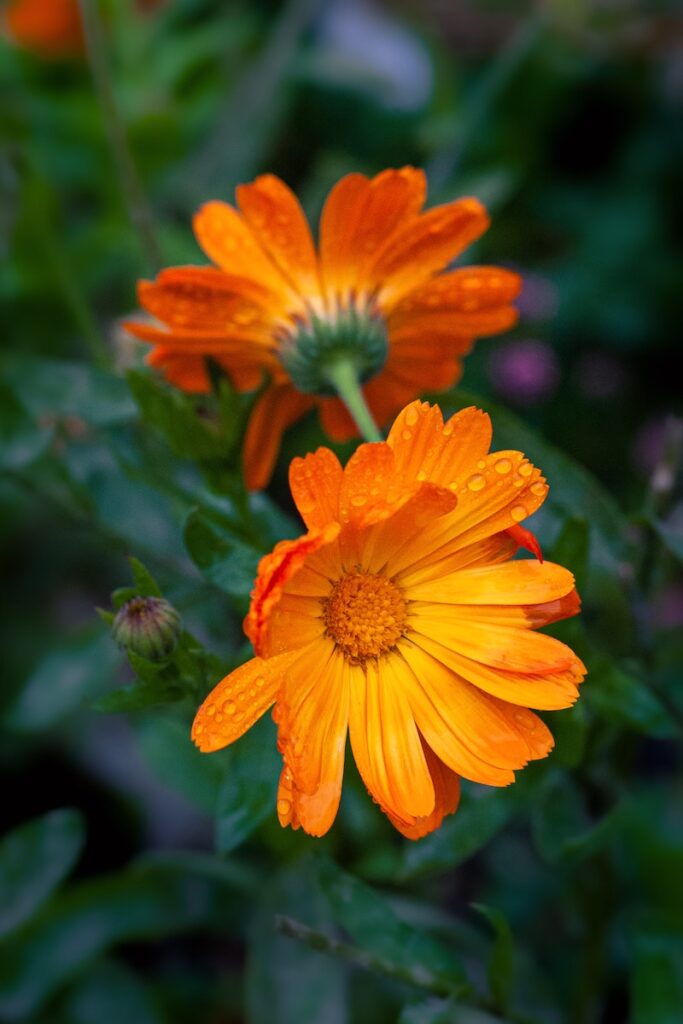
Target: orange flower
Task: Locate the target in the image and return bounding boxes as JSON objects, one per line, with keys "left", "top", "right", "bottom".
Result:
{"left": 4, "top": 0, "right": 84, "bottom": 54}
{"left": 192, "top": 401, "right": 585, "bottom": 839}
{"left": 127, "top": 168, "right": 522, "bottom": 490}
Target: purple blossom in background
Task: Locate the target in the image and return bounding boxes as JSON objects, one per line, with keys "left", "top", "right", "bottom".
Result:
{"left": 515, "top": 272, "right": 559, "bottom": 323}
{"left": 488, "top": 339, "right": 560, "bottom": 405}
{"left": 633, "top": 415, "right": 670, "bottom": 475}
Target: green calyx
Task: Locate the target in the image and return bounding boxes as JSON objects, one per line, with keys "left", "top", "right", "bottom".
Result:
{"left": 278, "top": 304, "right": 388, "bottom": 396}
{"left": 112, "top": 596, "right": 182, "bottom": 662}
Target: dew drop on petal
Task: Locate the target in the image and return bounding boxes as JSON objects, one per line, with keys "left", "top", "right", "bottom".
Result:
{"left": 495, "top": 458, "right": 512, "bottom": 475}
{"left": 531, "top": 482, "right": 546, "bottom": 496}
{"left": 511, "top": 504, "right": 527, "bottom": 522}
{"left": 519, "top": 461, "right": 533, "bottom": 478}
{"left": 350, "top": 493, "right": 368, "bottom": 507}
{"left": 477, "top": 460, "right": 486, "bottom": 470}
{"left": 405, "top": 406, "right": 419, "bottom": 427}
{"left": 277, "top": 798, "right": 291, "bottom": 816}
{"left": 402, "top": 429, "right": 412, "bottom": 441}
{"left": 466, "top": 473, "right": 486, "bottom": 492}
{"left": 224, "top": 701, "right": 236, "bottom": 715}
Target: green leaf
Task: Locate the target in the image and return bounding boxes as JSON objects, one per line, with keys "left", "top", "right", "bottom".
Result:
{"left": 246, "top": 859, "right": 348, "bottom": 1024}
{"left": 127, "top": 556, "right": 162, "bottom": 597}
{"left": 4, "top": 626, "right": 122, "bottom": 733}
{"left": 397, "top": 785, "right": 521, "bottom": 882}
{"left": 126, "top": 369, "right": 230, "bottom": 462}
{"left": 0, "top": 810, "right": 85, "bottom": 938}
{"left": 0, "top": 380, "right": 52, "bottom": 470}
{"left": 184, "top": 508, "right": 260, "bottom": 598}
{"left": 136, "top": 714, "right": 226, "bottom": 813}
{"left": 652, "top": 517, "right": 683, "bottom": 566}
{"left": 400, "top": 1000, "right": 509, "bottom": 1024}
{"left": 215, "top": 715, "right": 280, "bottom": 853}
{"left": 59, "top": 959, "right": 163, "bottom": 1024}
{"left": 317, "top": 857, "right": 469, "bottom": 996}
{"left": 1, "top": 355, "right": 136, "bottom": 427}
{"left": 549, "top": 516, "right": 590, "bottom": 593}
{"left": 92, "top": 677, "right": 184, "bottom": 713}
{"left": 586, "top": 656, "right": 673, "bottom": 737}
{"left": 0, "top": 858, "right": 245, "bottom": 1020}
{"left": 471, "top": 904, "right": 514, "bottom": 1015}
{"left": 530, "top": 772, "right": 616, "bottom": 863}
{"left": 632, "top": 932, "right": 683, "bottom": 1024}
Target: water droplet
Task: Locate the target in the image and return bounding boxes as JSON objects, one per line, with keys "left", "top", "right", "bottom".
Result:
{"left": 531, "top": 482, "right": 546, "bottom": 496}
{"left": 466, "top": 473, "right": 486, "bottom": 492}
{"left": 442, "top": 422, "right": 453, "bottom": 437}
{"left": 511, "top": 504, "right": 526, "bottom": 522}
{"left": 206, "top": 705, "right": 216, "bottom": 717}
{"left": 402, "top": 429, "right": 412, "bottom": 441}
{"left": 233, "top": 710, "right": 245, "bottom": 723}
{"left": 350, "top": 493, "right": 367, "bottom": 507}
{"left": 277, "top": 798, "right": 291, "bottom": 816}
{"left": 477, "top": 459, "right": 486, "bottom": 470}
{"left": 223, "top": 700, "right": 236, "bottom": 715}
{"left": 513, "top": 477, "right": 524, "bottom": 488}
{"left": 214, "top": 713, "right": 224, "bottom": 723}
{"left": 518, "top": 461, "right": 533, "bottom": 478}
{"left": 255, "top": 676, "right": 266, "bottom": 688}
{"left": 495, "top": 458, "right": 512, "bottom": 475}
{"left": 405, "top": 406, "right": 419, "bottom": 427}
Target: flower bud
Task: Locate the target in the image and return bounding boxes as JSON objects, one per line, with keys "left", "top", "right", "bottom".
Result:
{"left": 112, "top": 596, "right": 181, "bottom": 662}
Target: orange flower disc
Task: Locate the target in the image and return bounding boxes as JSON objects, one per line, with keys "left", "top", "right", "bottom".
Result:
{"left": 192, "top": 401, "right": 586, "bottom": 840}
{"left": 126, "top": 168, "right": 522, "bottom": 489}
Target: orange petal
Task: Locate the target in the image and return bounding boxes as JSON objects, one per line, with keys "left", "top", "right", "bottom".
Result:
{"left": 289, "top": 447, "right": 343, "bottom": 530}
{"left": 145, "top": 349, "right": 212, "bottom": 393}
{"left": 6, "top": 0, "right": 84, "bottom": 54}
{"left": 242, "top": 384, "right": 315, "bottom": 492}
{"left": 371, "top": 198, "right": 490, "bottom": 308}
{"left": 397, "top": 532, "right": 518, "bottom": 588}
{"left": 319, "top": 167, "right": 426, "bottom": 299}
{"left": 385, "top": 741, "right": 461, "bottom": 840}
{"left": 138, "top": 267, "right": 273, "bottom": 330}
{"left": 193, "top": 200, "right": 295, "bottom": 305}
{"left": 245, "top": 521, "right": 340, "bottom": 657}
{"left": 191, "top": 650, "right": 297, "bottom": 752}
{"left": 236, "top": 175, "right": 320, "bottom": 299}
{"left": 506, "top": 524, "right": 543, "bottom": 561}
{"left": 407, "top": 560, "right": 576, "bottom": 605}
{"left": 387, "top": 402, "right": 492, "bottom": 488}
{"left": 389, "top": 266, "right": 521, "bottom": 326}
{"left": 347, "top": 656, "right": 435, "bottom": 822}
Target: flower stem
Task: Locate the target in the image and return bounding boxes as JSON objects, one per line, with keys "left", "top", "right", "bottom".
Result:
{"left": 324, "top": 359, "right": 382, "bottom": 443}
{"left": 78, "top": 0, "right": 162, "bottom": 273}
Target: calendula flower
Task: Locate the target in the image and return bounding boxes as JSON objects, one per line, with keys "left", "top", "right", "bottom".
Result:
{"left": 126, "top": 168, "right": 521, "bottom": 490}
{"left": 192, "top": 401, "right": 585, "bottom": 839}
{"left": 4, "top": 0, "right": 84, "bottom": 54}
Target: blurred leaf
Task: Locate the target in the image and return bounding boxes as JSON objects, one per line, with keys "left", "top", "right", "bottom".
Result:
{"left": 0, "top": 381, "right": 51, "bottom": 470}
{"left": 549, "top": 517, "right": 590, "bottom": 593}
{"left": 531, "top": 772, "right": 616, "bottom": 863}
{"left": 215, "top": 715, "right": 280, "bottom": 854}
{"left": 397, "top": 786, "right": 522, "bottom": 882}
{"left": 4, "top": 626, "right": 122, "bottom": 733}
{"left": 317, "top": 857, "right": 469, "bottom": 996}
{"left": 92, "top": 677, "right": 184, "bottom": 713}
{"left": 60, "top": 958, "right": 162, "bottom": 1024}
{"left": 632, "top": 932, "right": 683, "bottom": 1024}
{"left": 1, "top": 355, "right": 136, "bottom": 427}
{"left": 246, "top": 858, "right": 348, "bottom": 1024}
{"left": 0, "top": 859, "right": 245, "bottom": 1020}
{"left": 471, "top": 904, "right": 514, "bottom": 1015}
{"left": 400, "top": 1000, "right": 509, "bottom": 1024}
{"left": 127, "top": 555, "right": 162, "bottom": 597}
{"left": 551, "top": 701, "right": 589, "bottom": 768}
{"left": 126, "top": 369, "right": 231, "bottom": 462}
{"left": 0, "top": 810, "right": 85, "bottom": 939}
{"left": 136, "top": 714, "right": 225, "bottom": 813}
{"left": 184, "top": 507, "right": 260, "bottom": 598}
{"left": 586, "top": 656, "right": 673, "bottom": 737}
{"left": 652, "top": 518, "right": 683, "bottom": 566}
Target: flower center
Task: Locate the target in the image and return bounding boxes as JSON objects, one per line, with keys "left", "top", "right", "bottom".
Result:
{"left": 277, "top": 300, "right": 388, "bottom": 395}
{"left": 323, "top": 571, "right": 406, "bottom": 663}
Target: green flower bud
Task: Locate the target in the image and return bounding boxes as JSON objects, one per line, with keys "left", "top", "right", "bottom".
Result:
{"left": 112, "top": 596, "right": 181, "bottom": 662}
{"left": 278, "top": 301, "right": 388, "bottom": 396}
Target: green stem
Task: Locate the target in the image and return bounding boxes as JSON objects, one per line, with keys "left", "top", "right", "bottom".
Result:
{"left": 324, "top": 359, "right": 382, "bottom": 443}
{"left": 78, "top": 0, "right": 162, "bottom": 273}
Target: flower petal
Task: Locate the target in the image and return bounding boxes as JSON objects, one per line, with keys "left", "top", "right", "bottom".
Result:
{"left": 289, "top": 447, "right": 343, "bottom": 530}
{"left": 138, "top": 266, "right": 273, "bottom": 330}
{"left": 236, "top": 175, "right": 321, "bottom": 299}
{"left": 348, "top": 656, "right": 435, "bottom": 821}
{"left": 387, "top": 402, "right": 492, "bottom": 488}
{"left": 407, "top": 560, "right": 575, "bottom": 605}
{"left": 389, "top": 266, "right": 522, "bottom": 332}
{"left": 192, "top": 650, "right": 298, "bottom": 752}
{"left": 242, "top": 383, "right": 315, "bottom": 492}
{"left": 385, "top": 741, "right": 461, "bottom": 840}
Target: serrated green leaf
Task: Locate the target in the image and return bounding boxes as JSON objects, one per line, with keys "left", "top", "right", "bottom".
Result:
{"left": 0, "top": 810, "right": 85, "bottom": 938}
{"left": 215, "top": 715, "right": 280, "bottom": 853}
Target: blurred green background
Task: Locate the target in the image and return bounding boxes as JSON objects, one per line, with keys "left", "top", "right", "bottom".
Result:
{"left": 1, "top": 1, "right": 682, "bottom": 1022}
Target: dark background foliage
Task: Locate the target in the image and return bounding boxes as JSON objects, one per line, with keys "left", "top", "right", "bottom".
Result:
{"left": 1, "top": 1, "right": 682, "bottom": 1022}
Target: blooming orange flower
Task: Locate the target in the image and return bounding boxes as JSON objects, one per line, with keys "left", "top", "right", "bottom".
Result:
{"left": 4, "top": 0, "right": 84, "bottom": 54}
{"left": 192, "top": 401, "right": 585, "bottom": 839}
{"left": 127, "top": 168, "right": 521, "bottom": 490}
